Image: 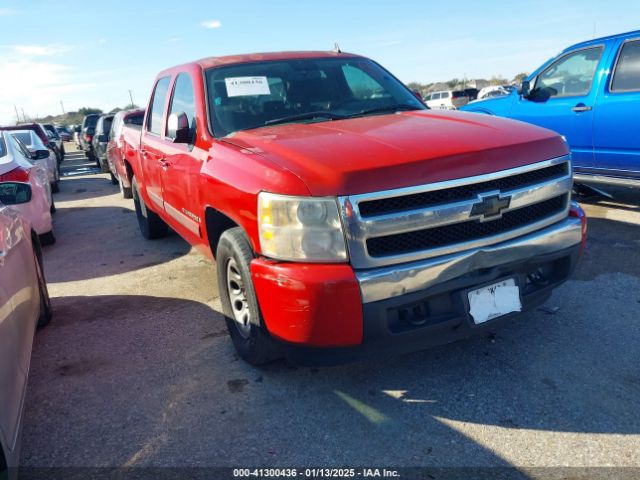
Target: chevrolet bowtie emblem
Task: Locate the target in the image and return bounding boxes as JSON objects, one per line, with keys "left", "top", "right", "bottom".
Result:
{"left": 470, "top": 194, "right": 511, "bottom": 220}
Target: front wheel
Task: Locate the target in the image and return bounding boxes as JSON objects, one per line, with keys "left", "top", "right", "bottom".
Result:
{"left": 216, "top": 227, "right": 279, "bottom": 365}
{"left": 132, "top": 176, "right": 168, "bottom": 240}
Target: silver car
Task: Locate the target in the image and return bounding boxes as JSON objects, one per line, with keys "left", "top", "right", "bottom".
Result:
{"left": 0, "top": 181, "right": 52, "bottom": 479}
{"left": 9, "top": 130, "right": 60, "bottom": 193}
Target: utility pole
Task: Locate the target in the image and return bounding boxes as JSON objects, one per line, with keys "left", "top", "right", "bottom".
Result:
{"left": 14, "top": 105, "right": 19, "bottom": 124}
{"left": 60, "top": 100, "right": 66, "bottom": 116}
{"left": 128, "top": 90, "right": 134, "bottom": 107}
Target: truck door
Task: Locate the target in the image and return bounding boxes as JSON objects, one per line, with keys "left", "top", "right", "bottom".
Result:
{"left": 160, "top": 72, "right": 202, "bottom": 241}
{"left": 140, "top": 76, "right": 172, "bottom": 212}
{"left": 509, "top": 46, "right": 605, "bottom": 170}
{"left": 593, "top": 38, "right": 640, "bottom": 175}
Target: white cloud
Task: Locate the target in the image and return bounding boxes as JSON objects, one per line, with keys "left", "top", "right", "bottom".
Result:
{"left": 13, "top": 44, "right": 73, "bottom": 56}
{"left": 201, "top": 19, "right": 221, "bottom": 29}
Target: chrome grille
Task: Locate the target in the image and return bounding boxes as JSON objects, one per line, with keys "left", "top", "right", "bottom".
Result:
{"left": 339, "top": 156, "right": 572, "bottom": 269}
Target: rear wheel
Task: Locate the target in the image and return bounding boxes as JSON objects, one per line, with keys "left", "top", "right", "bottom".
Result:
{"left": 51, "top": 181, "right": 59, "bottom": 193}
{"left": 216, "top": 227, "right": 279, "bottom": 365}
{"left": 33, "top": 236, "right": 52, "bottom": 327}
{"left": 132, "top": 176, "right": 168, "bottom": 240}
{"left": 120, "top": 178, "right": 133, "bottom": 199}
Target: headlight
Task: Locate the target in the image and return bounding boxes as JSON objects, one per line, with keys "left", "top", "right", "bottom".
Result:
{"left": 258, "top": 192, "right": 348, "bottom": 262}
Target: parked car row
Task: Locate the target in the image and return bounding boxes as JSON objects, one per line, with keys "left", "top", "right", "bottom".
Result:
{"left": 0, "top": 131, "right": 53, "bottom": 477}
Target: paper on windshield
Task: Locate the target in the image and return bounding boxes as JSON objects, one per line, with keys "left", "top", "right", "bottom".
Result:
{"left": 225, "top": 77, "right": 271, "bottom": 97}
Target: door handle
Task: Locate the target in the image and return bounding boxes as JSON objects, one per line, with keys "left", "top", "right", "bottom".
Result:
{"left": 572, "top": 104, "right": 592, "bottom": 113}
{"left": 157, "top": 158, "right": 171, "bottom": 170}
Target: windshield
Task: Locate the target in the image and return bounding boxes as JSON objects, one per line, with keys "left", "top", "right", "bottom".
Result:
{"left": 84, "top": 115, "right": 99, "bottom": 128}
{"left": 205, "top": 57, "right": 425, "bottom": 137}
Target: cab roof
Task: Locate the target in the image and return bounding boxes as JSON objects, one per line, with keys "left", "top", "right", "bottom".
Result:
{"left": 564, "top": 29, "right": 640, "bottom": 52}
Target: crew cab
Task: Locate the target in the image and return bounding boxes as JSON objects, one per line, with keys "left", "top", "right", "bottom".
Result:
{"left": 128, "top": 51, "right": 587, "bottom": 364}
{"left": 461, "top": 30, "right": 640, "bottom": 188}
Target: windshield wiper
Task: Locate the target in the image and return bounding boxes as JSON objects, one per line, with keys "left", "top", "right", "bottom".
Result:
{"left": 348, "top": 104, "right": 422, "bottom": 118}
{"left": 264, "top": 111, "right": 347, "bottom": 127}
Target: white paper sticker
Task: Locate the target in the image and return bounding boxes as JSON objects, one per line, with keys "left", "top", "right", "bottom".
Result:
{"left": 225, "top": 76, "right": 271, "bottom": 97}
{"left": 468, "top": 279, "right": 522, "bottom": 324}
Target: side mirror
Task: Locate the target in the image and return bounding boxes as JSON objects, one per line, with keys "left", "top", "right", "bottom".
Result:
{"left": 519, "top": 80, "right": 531, "bottom": 98}
{"left": 412, "top": 90, "right": 424, "bottom": 103}
{"left": 0, "top": 182, "right": 32, "bottom": 205}
{"left": 32, "top": 149, "right": 50, "bottom": 160}
{"left": 167, "top": 112, "right": 191, "bottom": 144}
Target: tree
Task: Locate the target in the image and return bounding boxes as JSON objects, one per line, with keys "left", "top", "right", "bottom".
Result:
{"left": 446, "top": 78, "right": 460, "bottom": 89}
{"left": 489, "top": 75, "right": 509, "bottom": 86}
{"left": 78, "top": 107, "right": 103, "bottom": 115}
{"left": 406, "top": 82, "right": 425, "bottom": 91}
{"left": 512, "top": 72, "right": 529, "bottom": 84}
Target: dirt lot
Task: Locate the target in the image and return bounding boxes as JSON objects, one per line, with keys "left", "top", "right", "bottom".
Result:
{"left": 20, "top": 146, "right": 640, "bottom": 473}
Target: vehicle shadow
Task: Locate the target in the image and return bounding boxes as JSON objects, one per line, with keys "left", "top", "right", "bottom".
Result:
{"left": 22, "top": 220, "right": 640, "bottom": 471}
{"left": 576, "top": 184, "right": 640, "bottom": 213}
{"left": 53, "top": 176, "right": 120, "bottom": 201}
{"left": 42, "top": 205, "right": 191, "bottom": 283}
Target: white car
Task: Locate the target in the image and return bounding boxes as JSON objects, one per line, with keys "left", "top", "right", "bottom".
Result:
{"left": 476, "top": 85, "right": 516, "bottom": 101}
{"left": 0, "top": 131, "right": 55, "bottom": 244}
{"left": 10, "top": 130, "right": 60, "bottom": 193}
{"left": 0, "top": 192, "right": 52, "bottom": 480}
{"left": 424, "top": 90, "right": 469, "bottom": 110}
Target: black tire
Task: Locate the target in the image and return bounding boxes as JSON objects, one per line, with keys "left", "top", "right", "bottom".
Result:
{"left": 132, "top": 176, "right": 168, "bottom": 240}
{"left": 51, "top": 181, "right": 59, "bottom": 193}
{"left": 216, "top": 227, "right": 279, "bottom": 365}
{"left": 50, "top": 197, "right": 56, "bottom": 214}
{"left": 39, "top": 230, "right": 56, "bottom": 246}
{"left": 60, "top": 144, "right": 65, "bottom": 160}
{"left": 110, "top": 172, "right": 118, "bottom": 185}
{"left": 33, "top": 235, "right": 52, "bottom": 327}
{"left": 120, "top": 179, "right": 133, "bottom": 199}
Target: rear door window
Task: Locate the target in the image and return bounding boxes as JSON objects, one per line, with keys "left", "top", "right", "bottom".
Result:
{"left": 611, "top": 40, "right": 640, "bottom": 92}
{"left": 147, "top": 76, "right": 171, "bottom": 136}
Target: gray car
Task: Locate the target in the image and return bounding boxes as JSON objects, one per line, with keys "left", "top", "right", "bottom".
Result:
{"left": 0, "top": 182, "right": 52, "bottom": 479}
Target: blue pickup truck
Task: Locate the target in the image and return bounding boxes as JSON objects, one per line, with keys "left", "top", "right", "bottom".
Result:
{"left": 462, "top": 30, "right": 639, "bottom": 187}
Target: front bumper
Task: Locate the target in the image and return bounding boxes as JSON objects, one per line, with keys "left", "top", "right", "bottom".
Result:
{"left": 251, "top": 216, "right": 583, "bottom": 363}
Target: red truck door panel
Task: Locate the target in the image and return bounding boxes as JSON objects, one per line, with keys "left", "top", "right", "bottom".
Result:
{"left": 140, "top": 76, "right": 172, "bottom": 211}
{"left": 161, "top": 73, "right": 202, "bottom": 240}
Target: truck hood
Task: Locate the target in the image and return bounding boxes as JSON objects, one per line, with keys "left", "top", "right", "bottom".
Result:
{"left": 222, "top": 109, "right": 568, "bottom": 196}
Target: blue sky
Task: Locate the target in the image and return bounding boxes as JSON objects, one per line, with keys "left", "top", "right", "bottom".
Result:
{"left": 1, "top": 0, "right": 639, "bottom": 124}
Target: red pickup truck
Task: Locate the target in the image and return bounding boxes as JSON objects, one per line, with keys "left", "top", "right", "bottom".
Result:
{"left": 105, "top": 108, "right": 145, "bottom": 198}
{"left": 127, "top": 51, "right": 587, "bottom": 364}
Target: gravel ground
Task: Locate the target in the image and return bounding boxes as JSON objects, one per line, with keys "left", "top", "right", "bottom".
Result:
{"left": 19, "top": 146, "right": 640, "bottom": 475}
